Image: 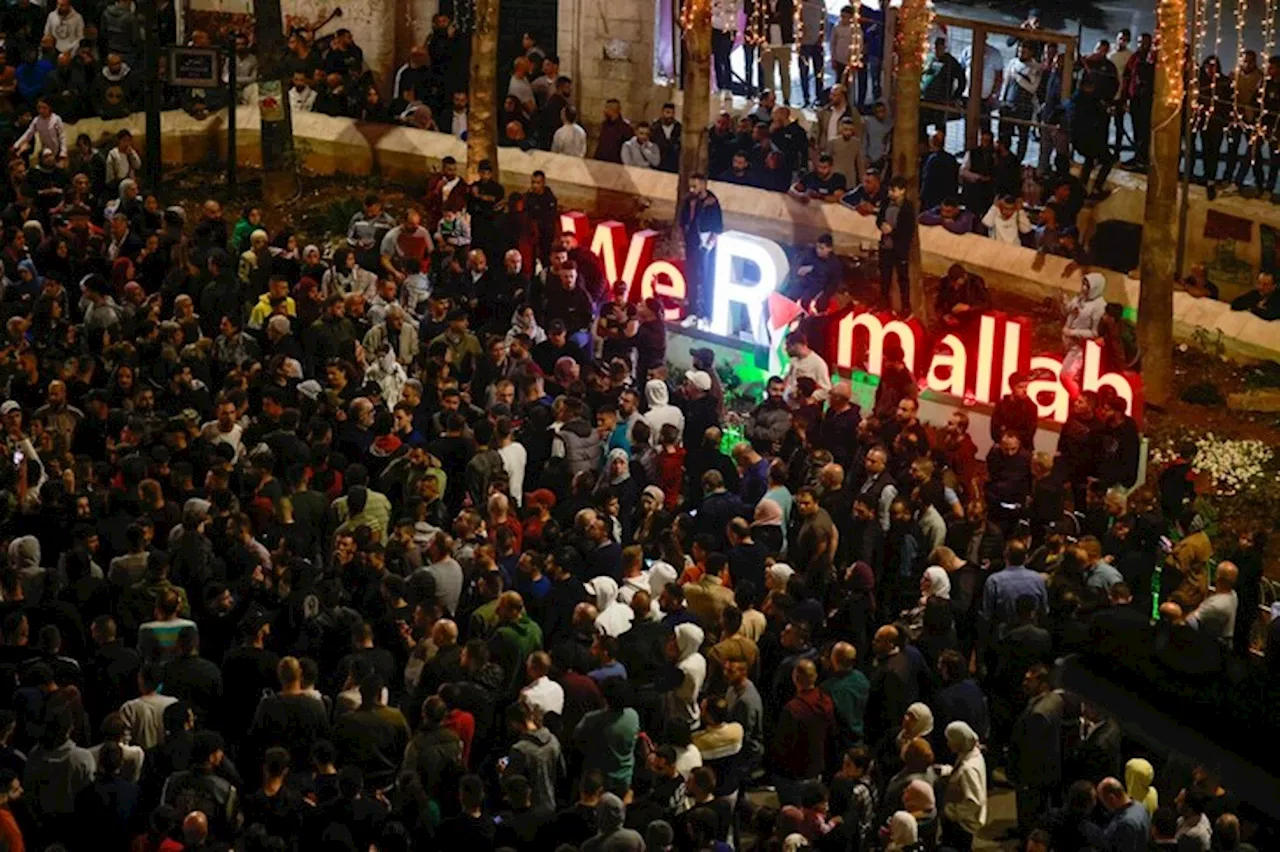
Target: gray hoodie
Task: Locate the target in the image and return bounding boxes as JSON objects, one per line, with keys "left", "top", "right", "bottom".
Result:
{"left": 506, "top": 726, "right": 564, "bottom": 813}
{"left": 1062, "top": 272, "right": 1107, "bottom": 354}
{"left": 8, "top": 535, "right": 46, "bottom": 603}
{"left": 581, "top": 792, "right": 646, "bottom": 852}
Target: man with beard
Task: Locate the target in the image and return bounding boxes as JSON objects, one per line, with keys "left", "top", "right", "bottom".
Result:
{"left": 745, "top": 376, "right": 790, "bottom": 455}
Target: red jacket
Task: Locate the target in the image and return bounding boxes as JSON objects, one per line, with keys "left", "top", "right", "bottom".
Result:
{"left": 657, "top": 446, "right": 686, "bottom": 511}
{"left": 771, "top": 687, "right": 835, "bottom": 780}
{"left": 444, "top": 708, "right": 475, "bottom": 768}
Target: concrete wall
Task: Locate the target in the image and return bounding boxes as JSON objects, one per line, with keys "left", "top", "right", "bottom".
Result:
{"left": 72, "top": 105, "right": 1280, "bottom": 366}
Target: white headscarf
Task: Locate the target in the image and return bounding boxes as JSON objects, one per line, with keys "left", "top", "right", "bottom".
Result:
{"left": 767, "top": 562, "right": 795, "bottom": 590}
{"left": 888, "top": 811, "right": 918, "bottom": 850}
{"left": 921, "top": 566, "right": 951, "bottom": 601}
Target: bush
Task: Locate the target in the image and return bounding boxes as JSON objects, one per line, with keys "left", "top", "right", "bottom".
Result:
{"left": 1180, "top": 382, "right": 1225, "bottom": 407}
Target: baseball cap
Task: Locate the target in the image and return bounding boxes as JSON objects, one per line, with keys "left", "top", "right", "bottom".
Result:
{"left": 689, "top": 347, "right": 714, "bottom": 366}
{"left": 685, "top": 370, "right": 712, "bottom": 392}
{"left": 0, "top": 401, "right": 19, "bottom": 416}
{"left": 548, "top": 318, "right": 567, "bottom": 333}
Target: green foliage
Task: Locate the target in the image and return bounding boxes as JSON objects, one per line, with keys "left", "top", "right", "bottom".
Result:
{"left": 1179, "top": 382, "right": 1225, "bottom": 407}
{"left": 319, "top": 196, "right": 364, "bottom": 239}
{"left": 714, "top": 361, "right": 742, "bottom": 397}
{"left": 1189, "top": 326, "right": 1227, "bottom": 360}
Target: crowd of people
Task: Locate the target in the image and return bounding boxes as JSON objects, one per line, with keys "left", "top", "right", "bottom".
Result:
{"left": 0, "top": 4, "right": 1273, "bottom": 852}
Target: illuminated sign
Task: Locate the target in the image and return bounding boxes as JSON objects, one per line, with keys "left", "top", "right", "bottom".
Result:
{"left": 562, "top": 212, "right": 1144, "bottom": 425}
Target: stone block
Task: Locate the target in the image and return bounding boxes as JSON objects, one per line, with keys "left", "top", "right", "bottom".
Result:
{"left": 1227, "top": 390, "right": 1280, "bottom": 412}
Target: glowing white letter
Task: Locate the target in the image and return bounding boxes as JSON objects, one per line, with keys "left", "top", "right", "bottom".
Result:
{"left": 710, "top": 231, "right": 788, "bottom": 344}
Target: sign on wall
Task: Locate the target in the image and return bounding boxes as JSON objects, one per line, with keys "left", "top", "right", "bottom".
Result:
{"left": 561, "top": 211, "right": 1145, "bottom": 425}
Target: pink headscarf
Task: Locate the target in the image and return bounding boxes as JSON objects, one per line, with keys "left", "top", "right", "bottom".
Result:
{"left": 753, "top": 498, "right": 783, "bottom": 527}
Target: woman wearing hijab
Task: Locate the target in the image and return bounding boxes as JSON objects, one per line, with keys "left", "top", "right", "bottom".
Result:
{"left": 505, "top": 303, "right": 546, "bottom": 346}
{"left": 301, "top": 244, "right": 328, "bottom": 283}
{"left": 880, "top": 704, "right": 934, "bottom": 784}
{"left": 1125, "top": 757, "right": 1158, "bottom": 815}
{"left": 633, "top": 484, "right": 670, "bottom": 557}
{"left": 595, "top": 448, "right": 640, "bottom": 539}
{"left": 321, "top": 246, "right": 376, "bottom": 299}
{"left": 942, "top": 721, "right": 987, "bottom": 851}
{"left": 885, "top": 811, "right": 921, "bottom": 851}
{"left": 751, "top": 498, "right": 786, "bottom": 554}
{"left": 881, "top": 738, "right": 938, "bottom": 835}
{"left": 105, "top": 177, "right": 142, "bottom": 224}
{"left": 902, "top": 779, "right": 938, "bottom": 848}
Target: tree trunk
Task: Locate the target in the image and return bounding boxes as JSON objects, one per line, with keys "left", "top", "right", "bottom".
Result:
{"left": 467, "top": 0, "right": 500, "bottom": 181}
{"left": 1137, "top": 0, "right": 1182, "bottom": 404}
{"left": 678, "top": 0, "right": 712, "bottom": 191}
{"left": 890, "top": 0, "right": 930, "bottom": 322}
{"left": 140, "top": 0, "right": 161, "bottom": 190}
{"left": 254, "top": 0, "right": 298, "bottom": 204}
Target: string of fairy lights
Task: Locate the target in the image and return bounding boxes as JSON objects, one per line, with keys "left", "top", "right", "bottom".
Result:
{"left": 1185, "top": 0, "right": 1280, "bottom": 162}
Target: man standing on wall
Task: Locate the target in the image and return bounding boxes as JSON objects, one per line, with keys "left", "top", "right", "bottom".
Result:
{"left": 679, "top": 174, "right": 723, "bottom": 323}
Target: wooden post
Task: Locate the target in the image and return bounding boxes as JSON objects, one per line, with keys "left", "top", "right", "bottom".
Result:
{"left": 1137, "top": 0, "right": 1184, "bottom": 404}
{"left": 890, "top": 0, "right": 931, "bottom": 322}
{"left": 678, "top": 0, "right": 712, "bottom": 191}
{"left": 467, "top": 0, "right": 500, "bottom": 181}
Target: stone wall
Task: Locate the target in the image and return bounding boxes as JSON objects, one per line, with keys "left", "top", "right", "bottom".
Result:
{"left": 559, "top": 0, "right": 672, "bottom": 137}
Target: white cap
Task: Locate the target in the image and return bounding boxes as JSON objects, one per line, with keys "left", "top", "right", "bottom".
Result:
{"left": 0, "top": 401, "right": 19, "bottom": 415}
{"left": 685, "top": 369, "right": 712, "bottom": 392}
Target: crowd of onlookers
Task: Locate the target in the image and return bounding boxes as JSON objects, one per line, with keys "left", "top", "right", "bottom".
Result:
{"left": 0, "top": 4, "right": 1275, "bottom": 852}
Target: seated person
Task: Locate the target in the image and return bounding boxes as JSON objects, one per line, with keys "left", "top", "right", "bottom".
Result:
{"left": 841, "top": 168, "right": 884, "bottom": 215}
{"left": 918, "top": 196, "right": 976, "bottom": 235}
{"left": 933, "top": 263, "right": 988, "bottom": 331}
{"left": 1229, "top": 272, "right": 1278, "bottom": 320}
{"left": 1181, "top": 262, "right": 1220, "bottom": 299}
{"left": 787, "top": 233, "right": 843, "bottom": 306}
{"left": 717, "top": 150, "right": 756, "bottom": 185}
{"left": 1056, "top": 227, "right": 1097, "bottom": 277}
{"left": 1034, "top": 205, "right": 1063, "bottom": 255}
{"left": 792, "top": 153, "right": 848, "bottom": 202}
{"left": 981, "top": 195, "right": 1034, "bottom": 246}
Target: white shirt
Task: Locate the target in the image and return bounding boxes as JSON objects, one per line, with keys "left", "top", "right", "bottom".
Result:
{"left": 521, "top": 676, "right": 565, "bottom": 716}
{"left": 14, "top": 112, "right": 67, "bottom": 158}
{"left": 44, "top": 8, "right": 84, "bottom": 53}
{"left": 961, "top": 43, "right": 1003, "bottom": 99}
{"left": 497, "top": 441, "right": 527, "bottom": 506}
{"left": 439, "top": 175, "right": 461, "bottom": 199}
{"left": 105, "top": 146, "right": 141, "bottom": 185}
{"left": 289, "top": 86, "right": 316, "bottom": 112}
{"left": 551, "top": 123, "right": 587, "bottom": 157}
{"left": 982, "top": 205, "right": 1033, "bottom": 245}
{"left": 450, "top": 109, "right": 467, "bottom": 139}
{"left": 784, "top": 350, "right": 832, "bottom": 401}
